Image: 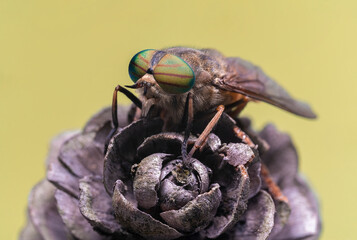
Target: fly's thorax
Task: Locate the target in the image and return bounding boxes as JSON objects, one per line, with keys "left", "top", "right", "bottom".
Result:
{"left": 191, "top": 84, "right": 230, "bottom": 113}
{"left": 143, "top": 75, "right": 231, "bottom": 120}
{"left": 141, "top": 83, "right": 230, "bottom": 129}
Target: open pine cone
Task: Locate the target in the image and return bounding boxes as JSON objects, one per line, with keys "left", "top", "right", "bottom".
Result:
{"left": 20, "top": 106, "right": 321, "bottom": 240}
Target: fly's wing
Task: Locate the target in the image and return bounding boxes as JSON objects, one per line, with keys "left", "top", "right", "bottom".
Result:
{"left": 214, "top": 57, "right": 317, "bottom": 118}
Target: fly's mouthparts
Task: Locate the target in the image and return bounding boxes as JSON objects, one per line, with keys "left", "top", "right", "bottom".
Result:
{"left": 125, "top": 83, "right": 142, "bottom": 89}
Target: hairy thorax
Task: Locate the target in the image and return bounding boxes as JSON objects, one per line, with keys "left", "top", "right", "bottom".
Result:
{"left": 140, "top": 79, "right": 244, "bottom": 131}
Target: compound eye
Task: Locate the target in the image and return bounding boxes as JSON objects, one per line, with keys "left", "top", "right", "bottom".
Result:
{"left": 128, "top": 49, "right": 156, "bottom": 82}
{"left": 153, "top": 54, "right": 195, "bottom": 94}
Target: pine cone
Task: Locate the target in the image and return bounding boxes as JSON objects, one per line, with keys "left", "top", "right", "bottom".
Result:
{"left": 20, "top": 106, "right": 321, "bottom": 240}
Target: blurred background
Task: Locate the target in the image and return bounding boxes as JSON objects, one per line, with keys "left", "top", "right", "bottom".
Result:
{"left": 0, "top": 1, "right": 356, "bottom": 239}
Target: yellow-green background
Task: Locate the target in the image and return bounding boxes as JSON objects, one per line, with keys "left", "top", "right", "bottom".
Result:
{"left": 0, "top": 1, "right": 355, "bottom": 239}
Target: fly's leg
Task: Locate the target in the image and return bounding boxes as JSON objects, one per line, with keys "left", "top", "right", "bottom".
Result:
{"left": 111, "top": 85, "right": 142, "bottom": 132}
{"left": 187, "top": 105, "right": 225, "bottom": 159}
{"left": 181, "top": 93, "right": 194, "bottom": 166}
{"left": 225, "top": 98, "right": 248, "bottom": 118}
{"left": 104, "top": 85, "right": 142, "bottom": 154}
{"left": 233, "top": 120, "right": 288, "bottom": 203}
{"left": 261, "top": 164, "right": 289, "bottom": 203}
{"left": 235, "top": 128, "right": 289, "bottom": 204}
{"left": 233, "top": 126, "right": 256, "bottom": 148}
{"left": 225, "top": 98, "right": 256, "bottom": 147}
{"left": 226, "top": 100, "right": 256, "bottom": 148}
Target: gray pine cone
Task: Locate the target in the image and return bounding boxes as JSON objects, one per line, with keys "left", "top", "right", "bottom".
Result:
{"left": 20, "top": 106, "right": 321, "bottom": 240}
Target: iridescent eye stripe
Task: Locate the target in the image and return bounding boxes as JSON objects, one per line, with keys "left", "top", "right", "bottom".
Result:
{"left": 154, "top": 72, "right": 193, "bottom": 78}
{"left": 157, "top": 63, "right": 184, "bottom": 67}
{"left": 138, "top": 54, "right": 149, "bottom": 64}
{"left": 128, "top": 49, "right": 156, "bottom": 82}
{"left": 153, "top": 53, "right": 195, "bottom": 94}
{"left": 132, "top": 61, "right": 147, "bottom": 73}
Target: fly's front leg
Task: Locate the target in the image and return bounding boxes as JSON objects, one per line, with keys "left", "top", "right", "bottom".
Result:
{"left": 181, "top": 93, "right": 193, "bottom": 166}
{"left": 104, "top": 85, "right": 142, "bottom": 154}
{"left": 188, "top": 105, "right": 225, "bottom": 159}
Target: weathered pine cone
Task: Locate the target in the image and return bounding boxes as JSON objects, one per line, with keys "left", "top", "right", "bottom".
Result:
{"left": 20, "top": 106, "right": 321, "bottom": 240}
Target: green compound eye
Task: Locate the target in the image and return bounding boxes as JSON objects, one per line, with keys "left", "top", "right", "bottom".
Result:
{"left": 128, "top": 49, "right": 156, "bottom": 82}
{"left": 153, "top": 54, "right": 195, "bottom": 94}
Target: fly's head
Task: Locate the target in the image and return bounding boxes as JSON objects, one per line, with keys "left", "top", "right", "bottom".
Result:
{"left": 128, "top": 49, "right": 196, "bottom": 95}
{"left": 127, "top": 49, "right": 199, "bottom": 121}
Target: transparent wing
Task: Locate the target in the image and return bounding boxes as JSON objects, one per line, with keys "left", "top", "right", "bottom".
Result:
{"left": 214, "top": 57, "right": 317, "bottom": 118}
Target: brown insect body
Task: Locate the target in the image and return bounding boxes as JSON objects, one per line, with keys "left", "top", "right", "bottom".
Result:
{"left": 135, "top": 47, "right": 316, "bottom": 130}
